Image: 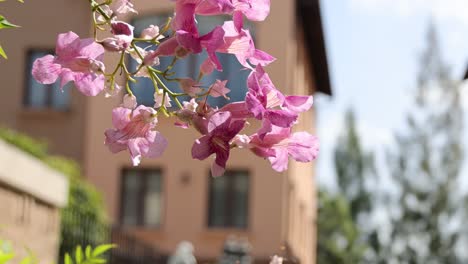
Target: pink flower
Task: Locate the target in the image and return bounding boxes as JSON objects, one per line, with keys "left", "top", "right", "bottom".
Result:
{"left": 200, "top": 58, "right": 216, "bottom": 75}
{"left": 179, "top": 78, "right": 202, "bottom": 96}
{"left": 208, "top": 80, "right": 230, "bottom": 99}
{"left": 32, "top": 31, "right": 105, "bottom": 96}
{"left": 195, "top": 0, "right": 271, "bottom": 22}
{"left": 244, "top": 65, "right": 314, "bottom": 138}
{"left": 158, "top": 1, "right": 273, "bottom": 71}
{"left": 110, "top": 0, "right": 137, "bottom": 16}
{"left": 101, "top": 37, "right": 128, "bottom": 52}
{"left": 122, "top": 94, "right": 137, "bottom": 109}
{"left": 217, "top": 21, "right": 275, "bottom": 69}
{"left": 283, "top": 95, "right": 314, "bottom": 113}
{"left": 105, "top": 106, "right": 168, "bottom": 166}
{"left": 245, "top": 65, "right": 296, "bottom": 135}
{"left": 104, "top": 81, "right": 122, "bottom": 98}
{"left": 220, "top": 101, "right": 253, "bottom": 120}
{"left": 248, "top": 126, "right": 319, "bottom": 172}
{"left": 140, "top": 25, "right": 164, "bottom": 40}
{"left": 154, "top": 93, "right": 172, "bottom": 108}
{"left": 191, "top": 111, "right": 245, "bottom": 176}
{"left": 110, "top": 21, "right": 134, "bottom": 48}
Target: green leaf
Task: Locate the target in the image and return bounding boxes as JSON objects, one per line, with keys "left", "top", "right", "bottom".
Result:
{"left": 19, "top": 256, "right": 32, "bottom": 264}
{"left": 0, "top": 253, "right": 14, "bottom": 264}
{"left": 64, "top": 253, "right": 73, "bottom": 264}
{"left": 85, "top": 246, "right": 92, "bottom": 259}
{"left": 92, "top": 244, "right": 115, "bottom": 257}
{"left": 0, "top": 15, "right": 19, "bottom": 29}
{"left": 90, "top": 258, "right": 106, "bottom": 264}
{"left": 75, "top": 246, "right": 83, "bottom": 264}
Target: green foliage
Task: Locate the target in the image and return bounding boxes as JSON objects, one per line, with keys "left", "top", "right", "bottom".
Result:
{"left": 0, "top": 15, "right": 19, "bottom": 59}
{"left": 0, "top": 46, "right": 6, "bottom": 59}
{"left": 0, "top": 128, "right": 109, "bottom": 261}
{"left": 0, "top": 240, "right": 37, "bottom": 264}
{"left": 0, "top": 0, "right": 22, "bottom": 59}
{"left": 0, "top": 241, "right": 14, "bottom": 264}
{"left": 334, "top": 109, "right": 375, "bottom": 221}
{"left": 316, "top": 108, "right": 375, "bottom": 263}
{"left": 0, "top": 240, "right": 113, "bottom": 264}
{"left": 0, "top": 15, "right": 18, "bottom": 29}
{"left": 0, "top": 128, "right": 48, "bottom": 159}
{"left": 64, "top": 244, "right": 115, "bottom": 264}
{"left": 383, "top": 24, "right": 466, "bottom": 263}
{"left": 317, "top": 190, "right": 367, "bottom": 264}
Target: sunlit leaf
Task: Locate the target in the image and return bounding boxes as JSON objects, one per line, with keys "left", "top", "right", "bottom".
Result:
{"left": 64, "top": 253, "right": 73, "bottom": 264}
{"left": 85, "top": 246, "right": 91, "bottom": 259}
{"left": 19, "top": 256, "right": 32, "bottom": 264}
{"left": 92, "top": 244, "right": 115, "bottom": 257}
{"left": 0, "top": 253, "right": 14, "bottom": 264}
{"left": 0, "top": 15, "right": 19, "bottom": 29}
{"left": 75, "top": 246, "right": 83, "bottom": 264}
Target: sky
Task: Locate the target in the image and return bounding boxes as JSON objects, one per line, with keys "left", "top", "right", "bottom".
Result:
{"left": 316, "top": 0, "right": 468, "bottom": 189}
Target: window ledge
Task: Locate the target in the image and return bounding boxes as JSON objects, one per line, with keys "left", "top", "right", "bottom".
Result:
{"left": 203, "top": 228, "right": 250, "bottom": 238}
{"left": 18, "top": 109, "right": 72, "bottom": 119}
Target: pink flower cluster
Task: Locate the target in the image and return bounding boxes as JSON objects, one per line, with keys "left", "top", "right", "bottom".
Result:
{"left": 31, "top": 0, "right": 319, "bottom": 176}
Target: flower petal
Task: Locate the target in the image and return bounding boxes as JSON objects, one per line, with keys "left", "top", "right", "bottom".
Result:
{"left": 55, "top": 31, "right": 81, "bottom": 59}
{"left": 192, "top": 136, "right": 214, "bottom": 160}
{"left": 112, "top": 107, "right": 132, "bottom": 130}
{"left": 284, "top": 95, "right": 313, "bottom": 113}
{"left": 266, "top": 109, "right": 297, "bottom": 128}
{"left": 73, "top": 72, "right": 105, "bottom": 96}
{"left": 104, "top": 129, "right": 127, "bottom": 153}
{"left": 208, "top": 111, "right": 232, "bottom": 133}
{"left": 268, "top": 148, "right": 289, "bottom": 172}
{"left": 144, "top": 131, "right": 168, "bottom": 158}
{"left": 288, "top": 132, "right": 319, "bottom": 162}
{"left": 31, "top": 55, "right": 61, "bottom": 84}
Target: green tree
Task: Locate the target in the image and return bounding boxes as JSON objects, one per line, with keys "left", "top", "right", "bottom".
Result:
{"left": 316, "top": 190, "right": 366, "bottom": 264}
{"left": 334, "top": 110, "right": 375, "bottom": 222}
{"left": 384, "top": 24, "right": 465, "bottom": 263}
{"left": 317, "top": 109, "right": 375, "bottom": 263}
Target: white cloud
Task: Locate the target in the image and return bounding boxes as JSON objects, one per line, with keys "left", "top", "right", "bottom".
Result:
{"left": 350, "top": 0, "right": 468, "bottom": 26}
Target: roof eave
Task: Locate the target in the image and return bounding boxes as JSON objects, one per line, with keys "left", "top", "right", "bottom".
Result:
{"left": 296, "top": 0, "right": 332, "bottom": 95}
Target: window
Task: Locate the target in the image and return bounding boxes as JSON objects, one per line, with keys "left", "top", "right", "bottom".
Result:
{"left": 208, "top": 170, "right": 249, "bottom": 228}
{"left": 120, "top": 168, "right": 163, "bottom": 227}
{"left": 130, "top": 15, "right": 254, "bottom": 107}
{"left": 24, "top": 50, "right": 70, "bottom": 110}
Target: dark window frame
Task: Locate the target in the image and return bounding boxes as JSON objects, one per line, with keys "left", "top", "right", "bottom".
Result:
{"left": 206, "top": 169, "right": 250, "bottom": 229}
{"left": 23, "top": 49, "right": 71, "bottom": 111}
{"left": 119, "top": 167, "right": 164, "bottom": 228}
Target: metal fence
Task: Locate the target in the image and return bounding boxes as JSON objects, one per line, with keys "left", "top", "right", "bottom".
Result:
{"left": 59, "top": 210, "right": 165, "bottom": 264}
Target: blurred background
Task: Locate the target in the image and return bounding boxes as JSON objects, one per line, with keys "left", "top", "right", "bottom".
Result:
{"left": 316, "top": 0, "right": 468, "bottom": 263}
{"left": 0, "top": 0, "right": 467, "bottom": 263}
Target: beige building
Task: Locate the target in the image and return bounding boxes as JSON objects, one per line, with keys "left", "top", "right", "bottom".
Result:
{"left": 0, "top": 139, "right": 68, "bottom": 263}
{"left": 0, "top": 0, "right": 331, "bottom": 263}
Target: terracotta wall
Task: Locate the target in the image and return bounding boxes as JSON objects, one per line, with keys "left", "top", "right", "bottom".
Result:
{"left": 0, "top": 185, "right": 61, "bottom": 264}
{"left": 83, "top": 0, "right": 302, "bottom": 261}
{"left": 0, "top": 0, "right": 91, "bottom": 162}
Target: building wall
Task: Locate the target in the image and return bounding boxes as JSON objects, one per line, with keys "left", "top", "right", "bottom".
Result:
{"left": 0, "top": 0, "right": 320, "bottom": 262}
{"left": 0, "top": 0, "right": 91, "bottom": 162}
{"left": 83, "top": 0, "right": 307, "bottom": 261}
{"left": 284, "top": 21, "right": 319, "bottom": 264}
{"left": 0, "top": 185, "right": 61, "bottom": 264}
{"left": 0, "top": 139, "right": 68, "bottom": 264}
